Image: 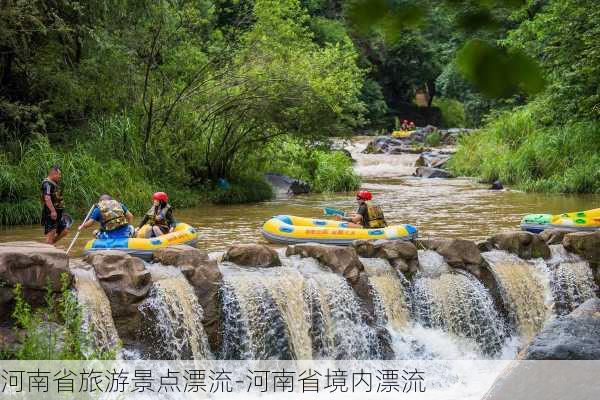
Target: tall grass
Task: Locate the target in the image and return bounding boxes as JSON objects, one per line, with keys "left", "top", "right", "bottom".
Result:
{"left": 433, "top": 97, "right": 467, "bottom": 128}
{"left": 449, "top": 106, "right": 600, "bottom": 193}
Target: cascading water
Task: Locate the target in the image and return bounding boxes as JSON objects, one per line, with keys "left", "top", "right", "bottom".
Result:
{"left": 546, "top": 244, "right": 598, "bottom": 315}
{"left": 361, "top": 257, "right": 411, "bottom": 331}
{"left": 412, "top": 271, "right": 507, "bottom": 355}
{"left": 481, "top": 250, "right": 552, "bottom": 340}
{"left": 139, "top": 264, "right": 212, "bottom": 360}
{"left": 71, "top": 263, "right": 120, "bottom": 353}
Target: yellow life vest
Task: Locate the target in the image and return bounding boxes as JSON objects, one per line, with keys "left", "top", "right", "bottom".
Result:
{"left": 145, "top": 204, "right": 171, "bottom": 228}
{"left": 366, "top": 202, "right": 387, "bottom": 228}
{"left": 98, "top": 200, "right": 128, "bottom": 231}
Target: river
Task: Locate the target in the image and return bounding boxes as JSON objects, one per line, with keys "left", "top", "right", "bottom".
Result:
{"left": 0, "top": 137, "right": 598, "bottom": 255}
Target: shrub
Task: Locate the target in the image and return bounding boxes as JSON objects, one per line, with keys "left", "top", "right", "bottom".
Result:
{"left": 432, "top": 97, "right": 466, "bottom": 128}
{"left": 424, "top": 131, "right": 442, "bottom": 147}
{"left": 211, "top": 175, "right": 274, "bottom": 204}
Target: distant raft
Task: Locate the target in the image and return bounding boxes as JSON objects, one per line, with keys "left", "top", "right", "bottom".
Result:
{"left": 261, "top": 215, "right": 418, "bottom": 245}
{"left": 84, "top": 222, "right": 199, "bottom": 260}
{"left": 520, "top": 208, "right": 600, "bottom": 233}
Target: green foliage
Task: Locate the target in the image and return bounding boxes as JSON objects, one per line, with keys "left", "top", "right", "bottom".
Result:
{"left": 10, "top": 274, "right": 117, "bottom": 360}
{"left": 432, "top": 97, "right": 466, "bottom": 128}
{"left": 211, "top": 175, "right": 274, "bottom": 204}
{"left": 424, "top": 131, "right": 442, "bottom": 147}
{"left": 449, "top": 106, "right": 600, "bottom": 193}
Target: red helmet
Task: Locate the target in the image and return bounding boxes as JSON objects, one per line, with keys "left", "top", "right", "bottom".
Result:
{"left": 356, "top": 190, "right": 372, "bottom": 201}
{"left": 152, "top": 192, "right": 168, "bottom": 202}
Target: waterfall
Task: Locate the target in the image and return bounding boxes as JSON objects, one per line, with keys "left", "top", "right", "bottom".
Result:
{"left": 412, "top": 270, "right": 506, "bottom": 355}
{"left": 546, "top": 245, "right": 598, "bottom": 315}
{"left": 71, "top": 263, "right": 120, "bottom": 353}
{"left": 361, "top": 258, "right": 411, "bottom": 331}
{"left": 139, "top": 264, "right": 212, "bottom": 360}
{"left": 417, "top": 250, "right": 452, "bottom": 277}
{"left": 481, "top": 250, "right": 552, "bottom": 340}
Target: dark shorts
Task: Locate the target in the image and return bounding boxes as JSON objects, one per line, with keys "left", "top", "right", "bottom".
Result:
{"left": 41, "top": 207, "right": 67, "bottom": 235}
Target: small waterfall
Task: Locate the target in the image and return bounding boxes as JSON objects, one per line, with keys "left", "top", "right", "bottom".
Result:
{"left": 412, "top": 270, "right": 506, "bottom": 355}
{"left": 547, "top": 245, "right": 598, "bottom": 315}
{"left": 482, "top": 250, "right": 552, "bottom": 340}
{"left": 219, "top": 264, "right": 310, "bottom": 359}
{"left": 71, "top": 263, "right": 120, "bottom": 353}
{"left": 361, "top": 258, "right": 411, "bottom": 331}
{"left": 140, "top": 264, "right": 212, "bottom": 360}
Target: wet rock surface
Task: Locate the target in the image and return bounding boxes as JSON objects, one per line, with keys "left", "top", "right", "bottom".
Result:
{"left": 414, "top": 166, "right": 454, "bottom": 179}
{"left": 84, "top": 250, "right": 151, "bottom": 342}
{"left": 563, "top": 231, "right": 600, "bottom": 264}
{"left": 524, "top": 298, "right": 600, "bottom": 360}
{"left": 352, "top": 239, "right": 418, "bottom": 273}
{"left": 418, "top": 239, "right": 482, "bottom": 277}
{"left": 0, "top": 242, "right": 71, "bottom": 312}
{"left": 223, "top": 244, "right": 281, "bottom": 268}
{"left": 264, "top": 173, "right": 310, "bottom": 195}
{"left": 286, "top": 243, "right": 364, "bottom": 284}
{"left": 414, "top": 151, "right": 453, "bottom": 169}
{"left": 487, "top": 231, "right": 551, "bottom": 259}
{"left": 539, "top": 228, "right": 572, "bottom": 245}
{"left": 153, "top": 245, "right": 223, "bottom": 352}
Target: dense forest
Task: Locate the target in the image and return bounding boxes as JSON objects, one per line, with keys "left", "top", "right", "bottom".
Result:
{"left": 0, "top": 0, "right": 598, "bottom": 225}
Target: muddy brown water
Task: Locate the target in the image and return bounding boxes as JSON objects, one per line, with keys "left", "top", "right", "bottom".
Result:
{"left": 1, "top": 137, "right": 598, "bottom": 256}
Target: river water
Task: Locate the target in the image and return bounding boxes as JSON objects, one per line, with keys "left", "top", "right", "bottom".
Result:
{"left": 0, "top": 137, "right": 598, "bottom": 255}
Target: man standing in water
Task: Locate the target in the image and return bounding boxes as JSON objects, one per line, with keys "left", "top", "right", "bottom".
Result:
{"left": 41, "top": 165, "right": 69, "bottom": 245}
{"left": 336, "top": 190, "right": 387, "bottom": 228}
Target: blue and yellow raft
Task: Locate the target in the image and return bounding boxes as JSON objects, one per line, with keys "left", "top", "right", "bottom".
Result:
{"left": 261, "top": 215, "right": 417, "bottom": 245}
{"left": 521, "top": 208, "right": 600, "bottom": 234}
{"left": 84, "top": 222, "right": 199, "bottom": 260}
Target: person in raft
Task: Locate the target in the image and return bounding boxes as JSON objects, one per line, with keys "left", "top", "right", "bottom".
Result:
{"left": 335, "top": 190, "right": 387, "bottom": 229}
{"left": 41, "top": 165, "right": 70, "bottom": 244}
{"left": 135, "top": 192, "right": 176, "bottom": 238}
{"left": 78, "top": 194, "right": 134, "bottom": 239}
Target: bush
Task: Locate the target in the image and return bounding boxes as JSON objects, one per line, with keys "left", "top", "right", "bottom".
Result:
{"left": 432, "top": 97, "right": 466, "bottom": 128}
{"left": 8, "top": 274, "right": 117, "bottom": 360}
{"left": 211, "top": 175, "right": 274, "bottom": 204}
{"left": 424, "top": 131, "right": 442, "bottom": 147}
{"left": 449, "top": 105, "right": 600, "bottom": 193}
{"left": 310, "top": 150, "right": 361, "bottom": 192}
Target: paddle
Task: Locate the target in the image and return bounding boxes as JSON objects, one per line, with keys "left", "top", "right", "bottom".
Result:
{"left": 66, "top": 204, "right": 96, "bottom": 255}
{"left": 323, "top": 207, "right": 346, "bottom": 217}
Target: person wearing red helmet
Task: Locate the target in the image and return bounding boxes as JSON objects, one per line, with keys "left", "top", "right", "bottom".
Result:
{"left": 135, "top": 192, "right": 176, "bottom": 237}
{"left": 335, "top": 190, "right": 387, "bottom": 228}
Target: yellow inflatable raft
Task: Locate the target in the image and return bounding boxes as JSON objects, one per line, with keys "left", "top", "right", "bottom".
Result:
{"left": 521, "top": 208, "right": 600, "bottom": 233}
{"left": 261, "top": 215, "right": 417, "bottom": 245}
{"left": 84, "top": 222, "right": 199, "bottom": 260}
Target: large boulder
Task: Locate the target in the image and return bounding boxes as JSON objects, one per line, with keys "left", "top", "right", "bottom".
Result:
{"left": 152, "top": 245, "right": 222, "bottom": 352}
{"left": 418, "top": 239, "right": 482, "bottom": 277}
{"left": 286, "top": 243, "right": 364, "bottom": 284}
{"left": 84, "top": 251, "right": 151, "bottom": 342}
{"left": 563, "top": 231, "right": 600, "bottom": 264}
{"left": 264, "top": 173, "right": 310, "bottom": 195}
{"left": 414, "top": 166, "right": 453, "bottom": 179}
{"left": 0, "top": 242, "right": 71, "bottom": 313}
{"left": 223, "top": 244, "right": 281, "bottom": 268}
{"left": 524, "top": 298, "right": 600, "bottom": 360}
{"left": 352, "top": 239, "right": 418, "bottom": 273}
{"left": 414, "top": 151, "right": 452, "bottom": 169}
{"left": 487, "top": 231, "right": 551, "bottom": 259}
{"left": 539, "top": 228, "right": 573, "bottom": 245}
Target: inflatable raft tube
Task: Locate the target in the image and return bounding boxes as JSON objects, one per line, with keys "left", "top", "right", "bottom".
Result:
{"left": 261, "top": 215, "right": 417, "bottom": 245}
{"left": 521, "top": 208, "right": 600, "bottom": 233}
{"left": 84, "top": 222, "right": 199, "bottom": 260}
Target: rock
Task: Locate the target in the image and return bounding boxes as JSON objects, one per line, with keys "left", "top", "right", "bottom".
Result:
{"left": 414, "top": 152, "right": 451, "bottom": 169}
{"left": 84, "top": 251, "right": 152, "bottom": 342}
{"left": 153, "top": 245, "right": 223, "bottom": 352}
{"left": 286, "top": 243, "right": 364, "bottom": 284}
{"left": 418, "top": 239, "right": 482, "bottom": 277}
{"left": 264, "top": 173, "right": 310, "bottom": 195}
{"left": 223, "top": 244, "right": 281, "bottom": 268}
{"left": 414, "top": 166, "right": 453, "bottom": 179}
{"left": 409, "top": 125, "right": 438, "bottom": 142}
{"left": 524, "top": 298, "right": 600, "bottom": 360}
{"left": 563, "top": 231, "right": 600, "bottom": 264}
{"left": 539, "top": 229, "right": 572, "bottom": 245}
{"left": 488, "top": 231, "right": 551, "bottom": 259}
{"left": 0, "top": 326, "right": 19, "bottom": 356}
{"left": 0, "top": 242, "right": 71, "bottom": 313}
{"left": 489, "top": 180, "right": 503, "bottom": 190}
{"left": 352, "top": 239, "right": 418, "bottom": 273}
